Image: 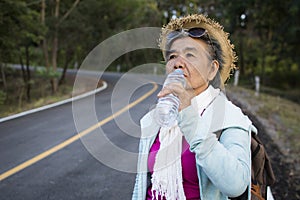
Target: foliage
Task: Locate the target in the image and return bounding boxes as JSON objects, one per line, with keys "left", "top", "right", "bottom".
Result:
{"left": 0, "top": 0, "right": 42, "bottom": 62}
{"left": 218, "top": 0, "right": 300, "bottom": 88}
{"left": 0, "top": 0, "right": 299, "bottom": 93}
{"left": 0, "top": 69, "right": 73, "bottom": 117}
{"left": 0, "top": 0, "right": 45, "bottom": 102}
{"left": 0, "top": 90, "right": 6, "bottom": 105}
{"left": 36, "top": 67, "right": 61, "bottom": 79}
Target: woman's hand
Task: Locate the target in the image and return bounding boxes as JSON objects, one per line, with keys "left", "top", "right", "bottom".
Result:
{"left": 157, "top": 82, "right": 196, "bottom": 111}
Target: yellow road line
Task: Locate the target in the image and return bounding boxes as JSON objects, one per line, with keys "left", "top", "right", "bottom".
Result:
{"left": 0, "top": 82, "right": 158, "bottom": 181}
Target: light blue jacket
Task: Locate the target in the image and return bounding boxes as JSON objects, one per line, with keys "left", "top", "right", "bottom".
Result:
{"left": 132, "top": 92, "right": 256, "bottom": 200}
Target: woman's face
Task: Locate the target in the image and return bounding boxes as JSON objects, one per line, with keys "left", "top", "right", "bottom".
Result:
{"left": 166, "top": 36, "right": 217, "bottom": 95}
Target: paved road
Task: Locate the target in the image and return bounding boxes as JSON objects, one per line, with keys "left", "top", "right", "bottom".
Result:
{"left": 0, "top": 72, "right": 162, "bottom": 200}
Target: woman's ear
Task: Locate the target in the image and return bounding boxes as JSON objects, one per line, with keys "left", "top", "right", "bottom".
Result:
{"left": 208, "top": 60, "right": 219, "bottom": 81}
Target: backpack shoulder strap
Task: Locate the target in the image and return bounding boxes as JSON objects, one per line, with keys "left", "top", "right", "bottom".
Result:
{"left": 251, "top": 133, "right": 276, "bottom": 186}
{"left": 215, "top": 129, "right": 223, "bottom": 141}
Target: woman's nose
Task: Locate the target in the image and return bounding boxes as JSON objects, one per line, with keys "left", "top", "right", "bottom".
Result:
{"left": 173, "top": 56, "right": 186, "bottom": 69}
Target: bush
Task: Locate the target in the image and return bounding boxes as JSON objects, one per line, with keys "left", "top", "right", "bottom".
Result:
{"left": 0, "top": 90, "right": 6, "bottom": 105}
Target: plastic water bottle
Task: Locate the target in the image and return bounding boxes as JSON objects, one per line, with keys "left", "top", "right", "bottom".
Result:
{"left": 155, "top": 69, "right": 186, "bottom": 127}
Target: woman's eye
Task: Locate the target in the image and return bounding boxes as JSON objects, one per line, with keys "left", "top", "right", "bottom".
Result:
{"left": 168, "top": 54, "right": 176, "bottom": 60}
{"left": 186, "top": 53, "right": 194, "bottom": 57}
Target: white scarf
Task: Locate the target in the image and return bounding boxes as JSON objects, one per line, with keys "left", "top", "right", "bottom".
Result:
{"left": 151, "top": 86, "right": 220, "bottom": 200}
{"left": 151, "top": 122, "right": 186, "bottom": 200}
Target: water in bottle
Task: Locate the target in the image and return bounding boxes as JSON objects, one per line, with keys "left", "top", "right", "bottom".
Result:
{"left": 155, "top": 69, "right": 186, "bottom": 127}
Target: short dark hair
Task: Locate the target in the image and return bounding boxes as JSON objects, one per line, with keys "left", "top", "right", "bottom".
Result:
{"left": 205, "top": 37, "right": 225, "bottom": 89}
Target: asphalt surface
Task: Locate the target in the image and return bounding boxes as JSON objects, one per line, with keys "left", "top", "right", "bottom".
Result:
{"left": 0, "top": 72, "right": 162, "bottom": 200}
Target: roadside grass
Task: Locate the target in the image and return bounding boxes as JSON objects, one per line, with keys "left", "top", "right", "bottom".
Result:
{"left": 227, "top": 86, "right": 300, "bottom": 159}
{"left": 0, "top": 69, "right": 102, "bottom": 118}
{"left": 0, "top": 80, "right": 74, "bottom": 118}
{"left": 256, "top": 91, "right": 300, "bottom": 154}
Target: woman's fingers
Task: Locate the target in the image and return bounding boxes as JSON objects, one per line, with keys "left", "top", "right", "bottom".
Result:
{"left": 157, "top": 83, "right": 182, "bottom": 98}
{"left": 157, "top": 87, "right": 172, "bottom": 98}
{"left": 157, "top": 83, "right": 195, "bottom": 110}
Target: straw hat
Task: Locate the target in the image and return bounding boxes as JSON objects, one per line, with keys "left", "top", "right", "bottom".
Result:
{"left": 159, "top": 14, "right": 237, "bottom": 83}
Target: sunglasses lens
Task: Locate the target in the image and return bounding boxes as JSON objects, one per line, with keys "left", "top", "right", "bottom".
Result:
{"left": 166, "top": 29, "right": 183, "bottom": 41}
{"left": 167, "top": 28, "right": 206, "bottom": 40}
{"left": 188, "top": 28, "right": 206, "bottom": 38}
{"left": 166, "top": 31, "right": 179, "bottom": 40}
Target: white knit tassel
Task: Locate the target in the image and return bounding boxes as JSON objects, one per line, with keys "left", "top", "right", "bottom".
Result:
{"left": 151, "top": 123, "right": 186, "bottom": 200}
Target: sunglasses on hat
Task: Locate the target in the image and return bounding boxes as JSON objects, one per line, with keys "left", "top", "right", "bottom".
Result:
{"left": 167, "top": 27, "right": 217, "bottom": 59}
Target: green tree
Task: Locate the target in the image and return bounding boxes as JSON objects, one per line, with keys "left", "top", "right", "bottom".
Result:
{"left": 39, "top": 0, "right": 80, "bottom": 93}
{"left": 56, "top": 0, "right": 162, "bottom": 73}
{"left": 211, "top": 0, "right": 299, "bottom": 88}
{"left": 0, "top": 0, "right": 44, "bottom": 102}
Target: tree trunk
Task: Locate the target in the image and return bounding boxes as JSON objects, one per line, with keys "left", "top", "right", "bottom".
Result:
{"left": 19, "top": 47, "right": 31, "bottom": 102}
{"left": 41, "top": 0, "right": 50, "bottom": 70}
{"left": 18, "top": 85, "right": 24, "bottom": 109}
{"left": 25, "top": 46, "right": 31, "bottom": 102}
{"left": 59, "top": 50, "right": 72, "bottom": 85}
{"left": 19, "top": 52, "right": 26, "bottom": 105}
{"left": 19, "top": 52, "right": 27, "bottom": 84}
{"left": 59, "top": 0, "right": 81, "bottom": 24}
{"left": 0, "top": 63, "right": 7, "bottom": 90}
{"left": 51, "top": 0, "right": 60, "bottom": 94}
{"left": 43, "top": 0, "right": 80, "bottom": 93}
{"left": 261, "top": 48, "right": 266, "bottom": 86}
{"left": 239, "top": 34, "right": 244, "bottom": 75}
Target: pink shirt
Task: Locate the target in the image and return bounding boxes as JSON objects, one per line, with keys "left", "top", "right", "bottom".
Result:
{"left": 146, "top": 132, "right": 200, "bottom": 200}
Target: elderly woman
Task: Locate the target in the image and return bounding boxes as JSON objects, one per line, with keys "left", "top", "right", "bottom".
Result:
{"left": 132, "top": 14, "right": 255, "bottom": 200}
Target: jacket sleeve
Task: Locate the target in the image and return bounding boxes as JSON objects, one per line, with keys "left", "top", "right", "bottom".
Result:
{"left": 178, "top": 105, "right": 251, "bottom": 197}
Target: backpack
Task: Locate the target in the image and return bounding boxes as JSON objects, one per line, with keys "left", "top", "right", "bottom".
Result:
{"left": 217, "top": 131, "right": 276, "bottom": 200}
